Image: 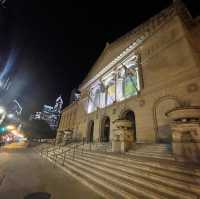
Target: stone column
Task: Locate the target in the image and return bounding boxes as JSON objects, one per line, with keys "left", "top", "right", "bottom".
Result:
{"left": 56, "top": 131, "right": 63, "bottom": 145}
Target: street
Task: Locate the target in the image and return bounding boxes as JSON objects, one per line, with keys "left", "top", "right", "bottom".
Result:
{"left": 0, "top": 142, "right": 101, "bottom": 199}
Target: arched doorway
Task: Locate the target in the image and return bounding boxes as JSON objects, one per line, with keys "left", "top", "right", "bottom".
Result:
{"left": 153, "top": 96, "right": 179, "bottom": 143}
{"left": 121, "top": 110, "right": 136, "bottom": 142}
{"left": 87, "top": 120, "right": 94, "bottom": 142}
{"left": 101, "top": 116, "right": 110, "bottom": 142}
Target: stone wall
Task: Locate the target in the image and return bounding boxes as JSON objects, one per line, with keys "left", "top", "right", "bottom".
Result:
{"left": 74, "top": 12, "right": 200, "bottom": 144}
{"left": 57, "top": 102, "right": 78, "bottom": 140}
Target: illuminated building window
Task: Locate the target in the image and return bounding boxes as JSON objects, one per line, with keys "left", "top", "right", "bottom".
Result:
{"left": 106, "top": 81, "right": 115, "bottom": 106}
{"left": 116, "top": 68, "right": 125, "bottom": 101}
{"left": 87, "top": 54, "right": 141, "bottom": 113}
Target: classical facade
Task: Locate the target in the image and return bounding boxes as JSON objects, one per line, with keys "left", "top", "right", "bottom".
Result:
{"left": 58, "top": 1, "right": 200, "bottom": 146}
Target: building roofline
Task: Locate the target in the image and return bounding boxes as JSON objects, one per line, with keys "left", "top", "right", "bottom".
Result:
{"left": 79, "top": 1, "right": 193, "bottom": 91}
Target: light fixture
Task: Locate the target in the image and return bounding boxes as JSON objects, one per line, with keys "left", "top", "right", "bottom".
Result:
{"left": 7, "top": 113, "right": 14, "bottom": 119}
{"left": 6, "top": 125, "right": 15, "bottom": 130}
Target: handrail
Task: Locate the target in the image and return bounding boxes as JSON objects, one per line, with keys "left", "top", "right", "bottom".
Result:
{"left": 44, "top": 145, "right": 62, "bottom": 157}
{"left": 53, "top": 142, "right": 81, "bottom": 167}
{"left": 40, "top": 144, "right": 55, "bottom": 155}
{"left": 48, "top": 137, "right": 112, "bottom": 168}
{"left": 54, "top": 138, "right": 86, "bottom": 167}
{"left": 53, "top": 147, "right": 70, "bottom": 167}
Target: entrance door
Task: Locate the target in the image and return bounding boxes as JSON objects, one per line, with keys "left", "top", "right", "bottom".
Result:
{"left": 87, "top": 121, "right": 94, "bottom": 142}
{"left": 101, "top": 117, "right": 110, "bottom": 142}
{"left": 122, "top": 110, "right": 136, "bottom": 142}
{"left": 154, "top": 98, "right": 178, "bottom": 143}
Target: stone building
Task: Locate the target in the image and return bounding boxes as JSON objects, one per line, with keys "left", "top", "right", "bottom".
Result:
{"left": 58, "top": 1, "right": 200, "bottom": 145}
{"left": 50, "top": 2, "right": 200, "bottom": 197}
{"left": 56, "top": 102, "right": 79, "bottom": 144}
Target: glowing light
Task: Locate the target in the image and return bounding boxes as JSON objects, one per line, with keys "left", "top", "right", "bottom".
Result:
{"left": 0, "top": 48, "right": 18, "bottom": 81}
{"left": 7, "top": 113, "right": 14, "bottom": 119}
{"left": 0, "top": 127, "right": 6, "bottom": 133}
{"left": 11, "top": 130, "right": 17, "bottom": 134}
{"left": 10, "top": 129, "right": 24, "bottom": 138}
{"left": 6, "top": 125, "right": 15, "bottom": 130}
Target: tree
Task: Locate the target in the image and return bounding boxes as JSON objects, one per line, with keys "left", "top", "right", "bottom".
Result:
{"left": 23, "top": 120, "right": 56, "bottom": 139}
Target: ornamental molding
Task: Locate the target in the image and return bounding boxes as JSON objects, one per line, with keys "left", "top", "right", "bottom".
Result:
{"left": 79, "top": 6, "right": 177, "bottom": 90}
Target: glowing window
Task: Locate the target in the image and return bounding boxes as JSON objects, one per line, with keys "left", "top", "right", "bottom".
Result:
{"left": 107, "top": 83, "right": 115, "bottom": 105}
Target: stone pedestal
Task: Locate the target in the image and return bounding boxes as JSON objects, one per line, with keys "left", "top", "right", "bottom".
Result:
{"left": 112, "top": 119, "right": 134, "bottom": 153}
{"left": 171, "top": 122, "right": 200, "bottom": 163}
{"left": 62, "top": 130, "right": 73, "bottom": 145}
{"left": 56, "top": 131, "right": 63, "bottom": 145}
{"left": 166, "top": 106, "right": 200, "bottom": 163}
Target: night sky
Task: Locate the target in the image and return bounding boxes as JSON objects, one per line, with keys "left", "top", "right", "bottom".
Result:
{"left": 0, "top": 0, "right": 199, "bottom": 119}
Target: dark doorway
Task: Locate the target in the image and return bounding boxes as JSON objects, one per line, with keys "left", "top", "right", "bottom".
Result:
{"left": 154, "top": 98, "right": 178, "bottom": 143}
{"left": 121, "top": 110, "right": 136, "bottom": 142}
{"left": 101, "top": 116, "right": 110, "bottom": 142}
{"left": 87, "top": 120, "right": 94, "bottom": 142}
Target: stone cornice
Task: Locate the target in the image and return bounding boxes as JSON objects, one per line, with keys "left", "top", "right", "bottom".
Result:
{"left": 79, "top": 6, "right": 177, "bottom": 90}
{"left": 79, "top": 2, "right": 193, "bottom": 91}
{"left": 79, "top": 6, "right": 178, "bottom": 91}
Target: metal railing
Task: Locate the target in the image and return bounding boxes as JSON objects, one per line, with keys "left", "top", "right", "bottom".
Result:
{"left": 52, "top": 140, "right": 85, "bottom": 167}
{"left": 42, "top": 137, "right": 112, "bottom": 168}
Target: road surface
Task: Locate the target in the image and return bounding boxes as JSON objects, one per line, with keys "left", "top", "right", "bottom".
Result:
{"left": 0, "top": 141, "right": 101, "bottom": 199}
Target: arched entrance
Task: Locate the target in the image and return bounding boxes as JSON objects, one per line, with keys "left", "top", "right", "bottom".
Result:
{"left": 87, "top": 120, "right": 94, "bottom": 142}
{"left": 121, "top": 110, "right": 136, "bottom": 142}
{"left": 101, "top": 116, "right": 110, "bottom": 142}
{"left": 153, "top": 96, "right": 180, "bottom": 143}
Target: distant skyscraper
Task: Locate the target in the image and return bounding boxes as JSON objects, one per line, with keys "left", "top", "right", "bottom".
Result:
{"left": 30, "top": 96, "right": 63, "bottom": 130}
{"left": 54, "top": 95, "right": 63, "bottom": 113}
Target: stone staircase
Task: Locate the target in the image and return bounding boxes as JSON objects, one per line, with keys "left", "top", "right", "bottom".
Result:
{"left": 127, "top": 143, "right": 175, "bottom": 161}
{"left": 40, "top": 143, "right": 200, "bottom": 199}
{"left": 82, "top": 142, "right": 112, "bottom": 152}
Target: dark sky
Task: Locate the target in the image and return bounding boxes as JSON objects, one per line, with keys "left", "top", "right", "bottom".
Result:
{"left": 0, "top": 0, "right": 199, "bottom": 119}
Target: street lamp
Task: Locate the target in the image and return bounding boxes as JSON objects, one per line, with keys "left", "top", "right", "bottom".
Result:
{"left": 6, "top": 125, "right": 15, "bottom": 130}
{"left": 7, "top": 113, "right": 14, "bottom": 119}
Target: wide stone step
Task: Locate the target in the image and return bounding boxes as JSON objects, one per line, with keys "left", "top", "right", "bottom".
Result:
{"left": 134, "top": 152, "right": 172, "bottom": 155}
{"left": 76, "top": 149, "right": 200, "bottom": 177}
{"left": 129, "top": 149, "right": 173, "bottom": 154}
{"left": 48, "top": 149, "right": 199, "bottom": 185}
{"left": 127, "top": 151, "right": 175, "bottom": 160}
{"left": 45, "top": 155, "right": 122, "bottom": 199}
{"left": 71, "top": 152, "right": 200, "bottom": 197}
{"left": 53, "top": 155, "right": 177, "bottom": 199}
{"left": 134, "top": 149, "right": 171, "bottom": 152}
{"left": 74, "top": 157, "right": 199, "bottom": 198}
{"left": 43, "top": 150, "right": 200, "bottom": 199}
{"left": 46, "top": 154, "right": 147, "bottom": 199}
